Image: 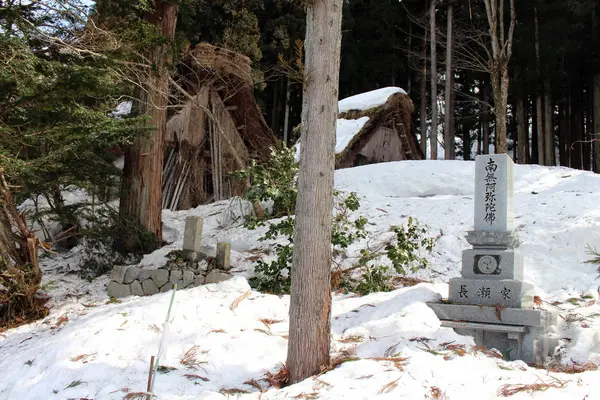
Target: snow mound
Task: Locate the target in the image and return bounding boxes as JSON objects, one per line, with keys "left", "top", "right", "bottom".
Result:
{"left": 3, "top": 161, "right": 600, "bottom": 399}
{"left": 338, "top": 86, "right": 407, "bottom": 113}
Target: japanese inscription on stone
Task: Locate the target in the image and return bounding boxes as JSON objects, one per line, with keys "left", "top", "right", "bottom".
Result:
{"left": 474, "top": 154, "right": 514, "bottom": 232}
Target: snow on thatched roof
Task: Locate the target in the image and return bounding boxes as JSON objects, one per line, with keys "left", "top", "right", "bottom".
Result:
{"left": 294, "top": 87, "right": 421, "bottom": 164}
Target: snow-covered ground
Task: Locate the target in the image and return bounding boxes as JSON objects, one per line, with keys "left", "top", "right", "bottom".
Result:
{"left": 2, "top": 160, "right": 600, "bottom": 400}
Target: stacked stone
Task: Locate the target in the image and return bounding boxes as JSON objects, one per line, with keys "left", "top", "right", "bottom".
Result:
{"left": 107, "top": 216, "right": 233, "bottom": 298}
{"left": 428, "top": 154, "right": 557, "bottom": 364}
{"left": 448, "top": 155, "right": 532, "bottom": 308}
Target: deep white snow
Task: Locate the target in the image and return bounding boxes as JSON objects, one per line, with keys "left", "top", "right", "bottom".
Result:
{"left": 338, "top": 87, "right": 407, "bottom": 113}
{"left": 2, "top": 160, "right": 600, "bottom": 400}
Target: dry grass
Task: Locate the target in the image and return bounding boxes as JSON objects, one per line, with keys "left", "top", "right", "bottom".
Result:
{"left": 230, "top": 290, "right": 252, "bottom": 311}
{"left": 378, "top": 378, "right": 400, "bottom": 394}
{"left": 471, "top": 345, "right": 503, "bottom": 359}
{"left": 547, "top": 361, "right": 598, "bottom": 374}
{"left": 183, "top": 373, "right": 209, "bottom": 381}
{"left": 497, "top": 377, "right": 568, "bottom": 397}
{"left": 369, "top": 356, "right": 409, "bottom": 371}
{"left": 180, "top": 345, "right": 208, "bottom": 370}
{"left": 292, "top": 393, "right": 319, "bottom": 399}
{"left": 220, "top": 387, "right": 249, "bottom": 395}
{"left": 392, "top": 276, "right": 430, "bottom": 287}
{"left": 339, "top": 334, "right": 364, "bottom": 343}
{"left": 70, "top": 353, "right": 96, "bottom": 363}
{"left": 243, "top": 378, "right": 264, "bottom": 392}
{"left": 325, "top": 347, "right": 359, "bottom": 372}
{"left": 208, "top": 328, "right": 225, "bottom": 334}
{"left": 441, "top": 343, "right": 467, "bottom": 357}
{"left": 428, "top": 386, "right": 447, "bottom": 399}
{"left": 263, "top": 363, "right": 290, "bottom": 389}
{"left": 122, "top": 393, "right": 147, "bottom": 400}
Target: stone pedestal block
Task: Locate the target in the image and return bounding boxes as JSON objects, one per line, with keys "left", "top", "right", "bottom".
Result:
{"left": 449, "top": 277, "right": 533, "bottom": 308}
{"left": 461, "top": 248, "right": 523, "bottom": 280}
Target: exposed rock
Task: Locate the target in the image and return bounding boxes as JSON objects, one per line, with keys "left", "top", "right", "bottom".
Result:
{"left": 142, "top": 279, "right": 159, "bottom": 296}
{"left": 205, "top": 270, "right": 232, "bottom": 284}
{"left": 160, "top": 283, "right": 174, "bottom": 293}
{"left": 196, "top": 260, "right": 209, "bottom": 274}
{"left": 138, "top": 268, "right": 152, "bottom": 282}
{"left": 194, "top": 275, "right": 206, "bottom": 286}
{"left": 110, "top": 265, "right": 128, "bottom": 284}
{"left": 151, "top": 269, "right": 169, "bottom": 287}
{"left": 183, "top": 270, "right": 194, "bottom": 287}
{"left": 108, "top": 281, "right": 131, "bottom": 298}
{"left": 124, "top": 266, "right": 141, "bottom": 284}
{"left": 131, "top": 280, "right": 144, "bottom": 296}
{"left": 170, "top": 269, "right": 183, "bottom": 284}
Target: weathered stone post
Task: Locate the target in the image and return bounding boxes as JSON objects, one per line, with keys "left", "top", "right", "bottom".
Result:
{"left": 428, "top": 154, "right": 557, "bottom": 363}
{"left": 183, "top": 216, "right": 204, "bottom": 252}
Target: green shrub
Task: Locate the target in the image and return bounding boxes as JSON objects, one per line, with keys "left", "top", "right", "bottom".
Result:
{"left": 235, "top": 149, "right": 436, "bottom": 296}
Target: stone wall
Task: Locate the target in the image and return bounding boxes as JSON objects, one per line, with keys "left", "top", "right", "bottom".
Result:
{"left": 107, "top": 250, "right": 232, "bottom": 298}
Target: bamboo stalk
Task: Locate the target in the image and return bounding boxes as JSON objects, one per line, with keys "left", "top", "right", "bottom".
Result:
{"left": 146, "top": 355, "right": 155, "bottom": 400}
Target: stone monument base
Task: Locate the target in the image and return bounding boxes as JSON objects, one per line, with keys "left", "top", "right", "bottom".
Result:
{"left": 428, "top": 301, "right": 558, "bottom": 364}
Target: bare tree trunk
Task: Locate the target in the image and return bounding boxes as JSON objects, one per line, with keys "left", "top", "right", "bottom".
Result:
{"left": 283, "top": 78, "right": 292, "bottom": 145}
{"left": 430, "top": 0, "right": 438, "bottom": 160}
{"left": 482, "top": 85, "right": 490, "bottom": 154}
{"left": 444, "top": 4, "right": 454, "bottom": 160}
{"left": 119, "top": 2, "right": 178, "bottom": 248}
{"left": 543, "top": 78, "right": 554, "bottom": 165}
{"left": 516, "top": 94, "right": 527, "bottom": 163}
{"left": 420, "top": 29, "right": 428, "bottom": 156}
{"left": 482, "top": 0, "right": 516, "bottom": 154}
{"left": 287, "top": 0, "right": 343, "bottom": 384}
{"left": 594, "top": 73, "right": 600, "bottom": 173}
{"left": 407, "top": 22, "right": 413, "bottom": 95}
{"left": 534, "top": 5, "right": 545, "bottom": 165}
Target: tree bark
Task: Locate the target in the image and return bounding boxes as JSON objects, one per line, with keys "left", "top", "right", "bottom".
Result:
{"left": 594, "top": 73, "right": 600, "bottom": 173}
{"left": 444, "top": 4, "right": 454, "bottom": 160}
{"left": 287, "top": 0, "right": 343, "bottom": 384}
{"left": 543, "top": 78, "right": 554, "bottom": 165}
{"left": 533, "top": 5, "right": 545, "bottom": 165}
{"left": 283, "top": 77, "right": 292, "bottom": 145}
{"left": 482, "top": 0, "right": 516, "bottom": 154}
{"left": 119, "top": 1, "right": 178, "bottom": 248}
{"left": 482, "top": 85, "right": 490, "bottom": 154}
{"left": 419, "top": 28, "right": 428, "bottom": 156}
{"left": 516, "top": 94, "right": 527, "bottom": 163}
{"left": 430, "top": 0, "right": 438, "bottom": 160}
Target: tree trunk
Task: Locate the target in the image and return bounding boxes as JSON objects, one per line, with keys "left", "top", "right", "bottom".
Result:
{"left": 482, "top": 85, "right": 490, "bottom": 154}
{"left": 534, "top": 5, "right": 545, "bottom": 165}
{"left": 430, "top": 0, "right": 438, "bottom": 160}
{"left": 570, "top": 78, "right": 583, "bottom": 170}
{"left": 593, "top": 73, "right": 600, "bottom": 173}
{"left": 543, "top": 78, "right": 554, "bottom": 165}
{"left": 419, "top": 29, "right": 428, "bottom": 156}
{"left": 119, "top": 1, "right": 178, "bottom": 249}
{"left": 444, "top": 4, "right": 454, "bottom": 160}
{"left": 583, "top": 79, "right": 592, "bottom": 171}
{"left": 559, "top": 94, "right": 569, "bottom": 167}
{"left": 283, "top": 77, "right": 292, "bottom": 145}
{"left": 407, "top": 22, "right": 413, "bottom": 95}
{"left": 516, "top": 94, "right": 527, "bottom": 163}
{"left": 482, "top": 0, "right": 516, "bottom": 155}
{"left": 287, "top": 0, "right": 343, "bottom": 384}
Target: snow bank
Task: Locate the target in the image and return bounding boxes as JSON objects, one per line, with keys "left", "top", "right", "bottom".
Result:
{"left": 3, "top": 161, "right": 600, "bottom": 399}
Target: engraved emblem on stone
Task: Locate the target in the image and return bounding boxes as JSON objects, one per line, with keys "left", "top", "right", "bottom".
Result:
{"left": 475, "top": 255, "right": 500, "bottom": 274}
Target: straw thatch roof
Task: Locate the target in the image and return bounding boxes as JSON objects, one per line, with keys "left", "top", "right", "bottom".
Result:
{"left": 335, "top": 89, "right": 424, "bottom": 168}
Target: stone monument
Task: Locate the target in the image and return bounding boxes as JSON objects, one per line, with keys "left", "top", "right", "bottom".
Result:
{"left": 428, "top": 154, "right": 557, "bottom": 363}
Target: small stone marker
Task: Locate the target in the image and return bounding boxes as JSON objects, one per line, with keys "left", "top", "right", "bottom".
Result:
{"left": 183, "top": 216, "right": 204, "bottom": 252}
{"left": 428, "top": 154, "right": 557, "bottom": 364}
{"left": 216, "top": 242, "right": 231, "bottom": 271}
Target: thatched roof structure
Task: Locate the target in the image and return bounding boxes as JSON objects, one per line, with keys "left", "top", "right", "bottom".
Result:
{"left": 163, "top": 43, "right": 278, "bottom": 210}
{"left": 294, "top": 87, "right": 423, "bottom": 169}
